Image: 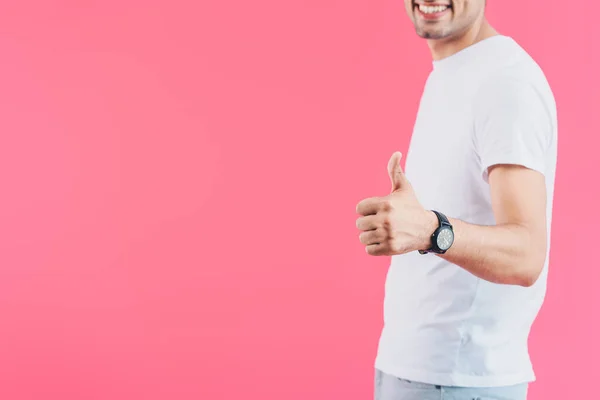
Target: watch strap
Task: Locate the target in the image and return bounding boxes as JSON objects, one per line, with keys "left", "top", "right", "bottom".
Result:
{"left": 419, "top": 210, "right": 451, "bottom": 254}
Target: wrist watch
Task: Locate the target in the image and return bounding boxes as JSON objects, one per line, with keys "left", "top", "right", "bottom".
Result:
{"left": 419, "top": 210, "right": 454, "bottom": 255}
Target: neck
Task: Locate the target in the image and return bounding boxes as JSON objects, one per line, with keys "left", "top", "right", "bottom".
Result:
{"left": 427, "top": 18, "right": 499, "bottom": 61}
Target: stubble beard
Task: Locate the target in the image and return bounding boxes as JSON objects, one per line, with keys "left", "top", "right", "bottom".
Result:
{"left": 418, "top": 28, "right": 451, "bottom": 40}
{"left": 416, "top": 24, "right": 453, "bottom": 40}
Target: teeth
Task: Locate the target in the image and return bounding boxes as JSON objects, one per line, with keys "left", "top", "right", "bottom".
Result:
{"left": 419, "top": 4, "right": 448, "bottom": 13}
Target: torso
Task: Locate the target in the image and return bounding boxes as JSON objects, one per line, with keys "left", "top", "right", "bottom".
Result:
{"left": 375, "top": 35, "right": 558, "bottom": 387}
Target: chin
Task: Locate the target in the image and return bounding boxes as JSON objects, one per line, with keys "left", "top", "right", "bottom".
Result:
{"left": 417, "top": 30, "right": 447, "bottom": 40}
{"left": 415, "top": 25, "right": 452, "bottom": 40}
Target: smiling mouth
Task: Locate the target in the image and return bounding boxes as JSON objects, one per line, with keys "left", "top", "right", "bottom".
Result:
{"left": 414, "top": 2, "right": 452, "bottom": 17}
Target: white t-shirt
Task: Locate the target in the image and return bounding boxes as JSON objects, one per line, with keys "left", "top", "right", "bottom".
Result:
{"left": 375, "top": 35, "right": 557, "bottom": 387}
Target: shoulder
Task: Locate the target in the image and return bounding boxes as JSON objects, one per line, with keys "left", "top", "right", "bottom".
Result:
{"left": 475, "top": 39, "right": 556, "bottom": 119}
{"left": 472, "top": 61, "right": 556, "bottom": 135}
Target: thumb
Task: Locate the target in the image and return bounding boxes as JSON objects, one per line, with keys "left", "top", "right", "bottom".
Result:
{"left": 387, "top": 151, "right": 409, "bottom": 192}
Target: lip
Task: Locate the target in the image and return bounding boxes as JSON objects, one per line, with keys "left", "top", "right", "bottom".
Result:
{"left": 414, "top": 1, "right": 451, "bottom": 5}
{"left": 414, "top": 2, "right": 452, "bottom": 20}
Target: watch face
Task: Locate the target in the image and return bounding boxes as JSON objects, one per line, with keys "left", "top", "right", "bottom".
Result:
{"left": 436, "top": 227, "right": 454, "bottom": 251}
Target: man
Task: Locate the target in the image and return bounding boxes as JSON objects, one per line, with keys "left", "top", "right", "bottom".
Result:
{"left": 355, "top": 0, "right": 557, "bottom": 399}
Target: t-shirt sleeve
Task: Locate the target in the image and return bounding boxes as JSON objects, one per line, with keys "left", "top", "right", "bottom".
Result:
{"left": 473, "top": 77, "right": 553, "bottom": 183}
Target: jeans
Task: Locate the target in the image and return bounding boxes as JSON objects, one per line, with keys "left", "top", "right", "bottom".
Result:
{"left": 375, "top": 369, "right": 529, "bottom": 400}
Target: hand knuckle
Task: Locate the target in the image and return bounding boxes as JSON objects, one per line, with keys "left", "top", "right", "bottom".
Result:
{"left": 387, "top": 229, "right": 396, "bottom": 240}
{"left": 384, "top": 200, "right": 394, "bottom": 211}
{"left": 382, "top": 217, "right": 391, "bottom": 228}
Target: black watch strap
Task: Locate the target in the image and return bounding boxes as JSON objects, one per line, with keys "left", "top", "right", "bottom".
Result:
{"left": 419, "top": 210, "right": 452, "bottom": 255}
{"left": 433, "top": 210, "right": 450, "bottom": 227}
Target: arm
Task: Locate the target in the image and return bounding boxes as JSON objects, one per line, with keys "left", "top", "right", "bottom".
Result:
{"left": 423, "top": 164, "right": 548, "bottom": 287}
{"left": 426, "top": 78, "right": 553, "bottom": 287}
{"left": 357, "top": 78, "right": 555, "bottom": 287}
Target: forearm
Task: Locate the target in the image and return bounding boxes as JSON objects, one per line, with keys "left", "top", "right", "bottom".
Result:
{"left": 435, "top": 216, "right": 546, "bottom": 287}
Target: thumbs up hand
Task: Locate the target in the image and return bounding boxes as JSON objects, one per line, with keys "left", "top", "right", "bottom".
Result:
{"left": 356, "top": 152, "right": 437, "bottom": 256}
{"left": 387, "top": 151, "right": 411, "bottom": 193}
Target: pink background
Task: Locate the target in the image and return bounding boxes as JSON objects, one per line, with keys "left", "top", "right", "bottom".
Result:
{"left": 0, "top": 1, "right": 597, "bottom": 399}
